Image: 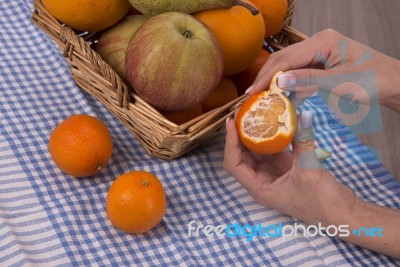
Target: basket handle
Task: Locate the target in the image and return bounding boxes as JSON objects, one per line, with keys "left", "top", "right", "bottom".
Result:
{"left": 284, "top": 0, "right": 296, "bottom": 28}
{"left": 59, "top": 26, "right": 132, "bottom": 109}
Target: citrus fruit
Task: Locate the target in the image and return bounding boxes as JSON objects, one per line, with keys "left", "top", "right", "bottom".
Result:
{"left": 48, "top": 114, "right": 112, "bottom": 177}
{"left": 230, "top": 49, "right": 271, "bottom": 96}
{"left": 42, "top": 0, "right": 131, "bottom": 32}
{"left": 160, "top": 104, "right": 203, "bottom": 125}
{"left": 236, "top": 71, "right": 297, "bottom": 154}
{"left": 201, "top": 78, "right": 238, "bottom": 113}
{"left": 249, "top": 0, "right": 288, "bottom": 38}
{"left": 106, "top": 171, "right": 167, "bottom": 234}
{"left": 194, "top": 1, "right": 265, "bottom": 76}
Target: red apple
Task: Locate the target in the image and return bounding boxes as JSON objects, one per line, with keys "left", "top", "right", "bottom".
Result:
{"left": 95, "top": 15, "right": 147, "bottom": 80}
{"left": 125, "top": 12, "right": 224, "bottom": 111}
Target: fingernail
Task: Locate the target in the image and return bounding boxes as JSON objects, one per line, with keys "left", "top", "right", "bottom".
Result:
{"left": 226, "top": 117, "right": 230, "bottom": 128}
{"left": 245, "top": 85, "right": 254, "bottom": 94}
{"left": 278, "top": 73, "right": 296, "bottom": 89}
{"left": 300, "top": 110, "right": 314, "bottom": 129}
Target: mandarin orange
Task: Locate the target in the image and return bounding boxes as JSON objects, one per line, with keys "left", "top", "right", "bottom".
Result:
{"left": 201, "top": 78, "right": 238, "bottom": 113}
{"left": 230, "top": 49, "right": 270, "bottom": 96}
{"left": 48, "top": 114, "right": 113, "bottom": 177}
{"left": 42, "top": 0, "right": 131, "bottom": 32}
{"left": 249, "top": 0, "right": 288, "bottom": 38}
{"left": 106, "top": 171, "right": 167, "bottom": 234}
{"left": 236, "top": 72, "right": 297, "bottom": 154}
{"left": 194, "top": 1, "right": 265, "bottom": 76}
{"left": 160, "top": 104, "right": 203, "bottom": 125}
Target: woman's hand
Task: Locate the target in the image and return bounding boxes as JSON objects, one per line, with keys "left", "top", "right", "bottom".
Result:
{"left": 247, "top": 29, "right": 400, "bottom": 112}
{"left": 223, "top": 111, "right": 400, "bottom": 258}
{"left": 223, "top": 111, "right": 357, "bottom": 226}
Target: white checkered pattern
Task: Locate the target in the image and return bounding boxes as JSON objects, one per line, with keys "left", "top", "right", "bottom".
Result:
{"left": 1, "top": 1, "right": 399, "bottom": 266}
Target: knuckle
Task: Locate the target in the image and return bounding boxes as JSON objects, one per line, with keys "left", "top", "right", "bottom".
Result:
{"left": 304, "top": 69, "right": 320, "bottom": 84}
{"left": 222, "top": 159, "right": 237, "bottom": 174}
{"left": 296, "top": 69, "right": 321, "bottom": 87}
{"left": 312, "top": 29, "right": 344, "bottom": 51}
{"left": 293, "top": 141, "right": 316, "bottom": 153}
{"left": 314, "top": 28, "right": 340, "bottom": 39}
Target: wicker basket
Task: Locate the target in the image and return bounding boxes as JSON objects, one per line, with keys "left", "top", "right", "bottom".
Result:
{"left": 31, "top": 0, "right": 307, "bottom": 160}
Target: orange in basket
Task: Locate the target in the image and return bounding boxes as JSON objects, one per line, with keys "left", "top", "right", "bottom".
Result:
{"left": 160, "top": 104, "right": 203, "bottom": 125}
{"left": 230, "top": 49, "right": 271, "bottom": 96}
{"left": 249, "top": 0, "right": 288, "bottom": 38}
{"left": 194, "top": 0, "right": 265, "bottom": 76}
{"left": 236, "top": 72, "right": 297, "bottom": 154}
{"left": 201, "top": 78, "right": 238, "bottom": 113}
{"left": 42, "top": 0, "right": 131, "bottom": 32}
{"left": 106, "top": 171, "right": 167, "bottom": 234}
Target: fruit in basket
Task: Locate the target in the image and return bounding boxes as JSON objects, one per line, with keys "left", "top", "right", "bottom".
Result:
{"left": 128, "top": 0, "right": 260, "bottom": 17}
{"left": 249, "top": 0, "right": 288, "bottom": 38}
{"left": 42, "top": 0, "right": 131, "bottom": 32}
{"left": 48, "top": 114, "right": 113, "bottom": 177}
{"left": 194, "top": 0, "right": 265, "bottom": 76}
{"left": 201, "top": 78, "right": 238, "bottom": 113}
{"left": 125, "top": 12, "right": 224, "bottom": 111}
{"left": 160, "top": 104, "right": 203, "bottom": 125}
{"left": 236, "top": 71, "right": 297, "bottom": 154}
{"left": 230, "top": 49, "right": 270, "bottom": 96}
{"left": 96, "top": 15, "right": 147, "bottom": 80}
{"left": 106, "top": 171, "right": 167, "bottom": 234}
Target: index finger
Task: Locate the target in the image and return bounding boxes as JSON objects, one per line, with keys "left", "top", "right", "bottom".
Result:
{"left": 249, "top": 30, "right": 341, "bottom": 95}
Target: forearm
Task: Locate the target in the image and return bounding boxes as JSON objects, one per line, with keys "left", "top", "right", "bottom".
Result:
{"left": 332, "top": 197, "right": 400, "bottom": 258}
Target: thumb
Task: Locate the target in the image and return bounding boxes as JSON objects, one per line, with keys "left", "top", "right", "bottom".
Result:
{"left": 292, "top": 111, "right": 322, "bottom": 170}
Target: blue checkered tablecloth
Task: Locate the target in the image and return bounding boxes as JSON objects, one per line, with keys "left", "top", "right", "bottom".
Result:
{"left": 1, "top": 1, "right": 400, "bottom": 266}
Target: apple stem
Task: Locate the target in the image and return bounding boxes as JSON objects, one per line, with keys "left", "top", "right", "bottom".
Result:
{"left": 182, "top": 30, "right": 193, "bottom": 39}
{"left": 233, "top": 0, "right": 259, "bottom": 15}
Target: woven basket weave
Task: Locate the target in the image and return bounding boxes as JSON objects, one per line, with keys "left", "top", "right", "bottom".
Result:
{"left": 32, "top": 0, "right": 307, "bottom": 160}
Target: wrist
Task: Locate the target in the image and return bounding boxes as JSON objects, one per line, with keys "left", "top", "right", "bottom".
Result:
{"left": 321, "top": 184, "right": 359, "bottom": 228}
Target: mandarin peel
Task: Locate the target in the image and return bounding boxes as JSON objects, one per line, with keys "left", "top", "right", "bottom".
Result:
{"left": 315, "top": 148, "right": 331, "bottom": 161}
